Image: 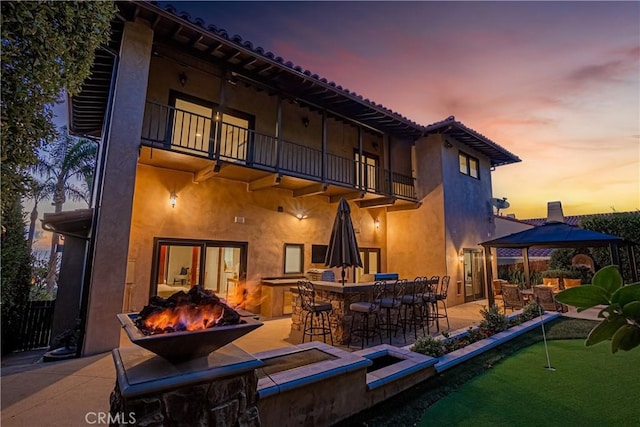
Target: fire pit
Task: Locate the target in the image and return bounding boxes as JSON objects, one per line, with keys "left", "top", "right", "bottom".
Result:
{"left": 118, "top": 286, "right": 262, "bottom": 362}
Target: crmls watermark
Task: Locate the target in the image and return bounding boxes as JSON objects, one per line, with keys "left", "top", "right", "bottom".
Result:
{"left": 84, "top": 412, "right": 136, "bottom": 425}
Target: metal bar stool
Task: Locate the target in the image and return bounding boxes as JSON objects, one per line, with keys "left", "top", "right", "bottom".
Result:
{"left": 297, "top": 280, "right": 333, "bottom": 345}
{"left": 422, "top": 275, "right": 439, "bottom": 331}
{"left": 401, "top": 276, "right": 428, "bottom": 339}
{"left": 431, "top": 275, "right": 451, "bottom": 331}
{"left": 378, "top": 279, "right": 407, "bottom": 344}
{"left": 348, "top": 281, "right": 385, "bottom": 349}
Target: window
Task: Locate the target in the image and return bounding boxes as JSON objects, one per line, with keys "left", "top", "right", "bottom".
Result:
{"left": 354, "top": 247, "right": 381, "bottom": 283}
{"left": 355, "top": 151, "right": 379, "bottom": 192}
{"left": 284, "top": 243, "right": 304, "bottom": 274}
{"left": 459, "top": 152, "right": 479, "bottom": 179}
{"left": 151, "top": 238, "right": 247, "bottom": 301}
{"left": 169, "top": 91, "right": 254, "bottom": 162}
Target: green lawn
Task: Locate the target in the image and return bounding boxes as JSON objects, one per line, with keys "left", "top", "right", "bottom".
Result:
{"left": 419, "top": 340, "right": 640, "bottom": 426}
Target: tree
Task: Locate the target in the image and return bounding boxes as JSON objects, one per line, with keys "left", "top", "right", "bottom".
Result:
{"left": 1, "top": 194, "right": 32, "bottom": 354}
{"left": 36, "top": 127, "right": 97, "bottom": 292}
{"left": 26, "top": 178, "right": 53, "bottom": 252}
{"left": 1, "top": 1, "right": 113, "bottom": 208}
{"left": 1, "top": 1, "right": 113, "bottom": 351}
{"left": 555, "top": 266, "right": 640, "bottom": 353}
{"left": 579, "top": 213, "right": 640, "bottom": 282}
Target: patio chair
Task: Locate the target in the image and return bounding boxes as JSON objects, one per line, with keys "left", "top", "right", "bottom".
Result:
{"left": 297, "top": 281, "right": 333, "bottom": 345}
{"left": 348, "top": 281, "right": 385, "bottom": 349}
{"left": 542, "top": 277, "right": 560, "bottom": 292}
{"left": 533, "top": 285, "right": 567, "bottom": 312}
{"left": 562, "top": 278, "right": 582, "bottom": 289}
{"left": 502, "top": 284, "right": 524, "bottom": 313}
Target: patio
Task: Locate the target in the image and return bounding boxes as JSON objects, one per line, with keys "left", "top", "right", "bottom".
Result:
{"left": 0, "top": 300, "right": 488, "bottom": 426}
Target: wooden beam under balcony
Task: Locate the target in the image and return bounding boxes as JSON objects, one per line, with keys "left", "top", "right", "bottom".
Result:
{"left": 356, "top": 197, "right": 396, "bottom": 209}
{"left": 387, "top": 201, "right": 423, "bottom": 212}
{"left": 248, "top": 173, "right": 281, "bottom": 191}
{"left": 330, "top": 191, "right": 365, "bottom": 203}
{"left": 193, "top": 163, "right": 222, "bottom": 183}
{"left": 293, "top": 183, "right": 328, "bottom": 198}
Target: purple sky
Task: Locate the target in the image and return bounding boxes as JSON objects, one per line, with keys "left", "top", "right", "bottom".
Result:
{"left": 162, "top": 1, "right": 638, "bottom": 218}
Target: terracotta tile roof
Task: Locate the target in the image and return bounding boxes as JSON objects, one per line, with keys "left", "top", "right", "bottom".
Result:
{"left": 520, "top": 211, "right": 640, "bottom": 227}
{"left": 158, "top": 3, "right": 423, "bottom": 130}
{"left": 424, "top": 116, "right": 520, "bottom": 166}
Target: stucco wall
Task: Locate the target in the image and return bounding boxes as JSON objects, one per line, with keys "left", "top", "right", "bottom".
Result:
{"left": 127, "top": 164, "right": 386, "bottom": 312}
{"left": 441, "top": 134, "right": 496, "bottom": 305}
{"left": 387, "top": 135, "right": 447, "bottom": 280}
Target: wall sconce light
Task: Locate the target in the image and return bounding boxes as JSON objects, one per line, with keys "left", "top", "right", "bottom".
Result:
{"left": 302, "top": 116, "right": 310, "bottom": 128}
{"left": 459, "top": 251, "right": 464, "bottom": 262}
{"left": 179, "top": 72, "right": 187, "bottom": 87}
{"left": 444, "top": 139, "right": 453, "bottom": 148}
{"left": 169, "top": 191, "right": 177, "bottom": 208}
{"left": 295, "top": 213, "right": 308, "bottom": 220}
{"left": 374, "top": 218, "right": 380, "bottom": 229}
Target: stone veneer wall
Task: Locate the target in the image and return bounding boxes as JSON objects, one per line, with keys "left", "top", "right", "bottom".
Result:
{"left": 291, "top": 290, "right": 353, "bottom": 344}
{"left": 109, "top": 370, "right": 260, "bottom": 426}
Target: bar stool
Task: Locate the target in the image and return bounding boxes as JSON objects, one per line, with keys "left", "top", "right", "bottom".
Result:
{"left": 297, "top": 280, "right": 333, "bottom": 345}
{"left": 378, "top": 279, "right": 407, "bottom": 344}
{"left": 348, "top": 281, "right": 385, "bottom": 349}
{"left": 422, "top": 275, "right": 439, "bottom": 331}
{"left": 401, "top": 276, "right": 429, "bottom": 339}
{"left": 431, "top": 276, "right": 451, "bottom": 331}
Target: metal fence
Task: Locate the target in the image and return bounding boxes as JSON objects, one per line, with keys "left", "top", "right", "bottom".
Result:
{"left": 16, "top": 300, "right": 56, "bottom": 351}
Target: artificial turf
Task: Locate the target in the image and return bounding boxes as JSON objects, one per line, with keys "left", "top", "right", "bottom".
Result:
{"left": 419, "top": 339, "right": 640, "bottom": 426}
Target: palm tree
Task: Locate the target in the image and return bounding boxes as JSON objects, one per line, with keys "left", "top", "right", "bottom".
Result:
{"left": 36, "top": 127, "right": 97, "bottom": 293}
{"left": 25, "top": 178, "right": 53, "bottom": 252}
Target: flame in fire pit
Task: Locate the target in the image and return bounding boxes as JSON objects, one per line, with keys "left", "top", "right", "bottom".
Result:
{"left": 136, "top": 286, "right": 242, "bottom": 335}
{"left": 143, "top": 303, "right": 225, "bottom": 331}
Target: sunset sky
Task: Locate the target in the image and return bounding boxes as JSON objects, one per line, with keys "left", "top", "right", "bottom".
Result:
{"left": 165, "top": 1, "right": 639, "bottom": 219}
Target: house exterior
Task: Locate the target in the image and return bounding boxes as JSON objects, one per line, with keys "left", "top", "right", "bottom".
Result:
{"left": 67, "top": 1, "right": 520, "bottom": 356}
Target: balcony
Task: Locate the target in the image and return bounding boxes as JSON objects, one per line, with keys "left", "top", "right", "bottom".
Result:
{"left": 139, "top": 101, "right": 417, "bottom": 206}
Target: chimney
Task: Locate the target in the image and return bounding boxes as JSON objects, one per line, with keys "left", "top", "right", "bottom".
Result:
{"left": 546, "top": 201, "right": 565, "bottom": 223}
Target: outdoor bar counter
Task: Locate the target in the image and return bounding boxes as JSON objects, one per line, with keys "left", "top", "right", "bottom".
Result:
{"left": 290, "top": 281, "right": 382, "bottom": 345}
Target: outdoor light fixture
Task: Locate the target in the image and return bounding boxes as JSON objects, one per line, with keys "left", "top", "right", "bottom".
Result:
{"left": 179, "top": 72, "right": 187, "bottom": 87}
{"left": 459, "top": 251, "right": 464, "bottom": 262}
{"left": 169, "top": 191, "right": 178, "bottom": 208}
{"left": 302, "top": 116, "right": 310, "bottom": 128}
{"left": 374, "top": 218, "right": 380, "bottom": 229}
{"left": 295, "top": 213, "right": 308, "bottom": 220}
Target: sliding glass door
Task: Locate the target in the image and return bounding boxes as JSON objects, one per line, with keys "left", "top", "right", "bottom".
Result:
{"left": 151, "top": 238, "right": 247, "bottom": 302}
{"left": 463, "top": 249, "right": 485, "bottom": 302}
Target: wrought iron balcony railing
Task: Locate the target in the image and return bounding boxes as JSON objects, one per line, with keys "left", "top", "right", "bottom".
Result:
{"left": 141, "top": 101, "right": 417, "bottom": 200}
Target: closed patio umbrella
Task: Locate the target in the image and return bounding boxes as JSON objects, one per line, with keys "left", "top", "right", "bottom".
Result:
{"left": 325, "top": 198, "right": 363, "bottom": 284}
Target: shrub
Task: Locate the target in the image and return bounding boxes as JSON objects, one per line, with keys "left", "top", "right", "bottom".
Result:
{"left": 411, "top": 335, "right": 446, "bottom": 358}
{"left": 555, "top": 265, "right": 640, "bottom": 353}
{"left": 479, "top": 304, "right": 509, "bottom": 334}
{"left": 521, "top": 301, "right": 543, "bottom": 322}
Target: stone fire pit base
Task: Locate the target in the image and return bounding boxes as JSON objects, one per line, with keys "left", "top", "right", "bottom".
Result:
{"left": 110, "top": 344, "right": 263, "bottom": 426}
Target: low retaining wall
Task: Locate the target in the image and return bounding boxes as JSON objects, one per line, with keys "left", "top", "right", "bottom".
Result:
{"left": 256, "top": 312, "right": 562, "bottom": 426}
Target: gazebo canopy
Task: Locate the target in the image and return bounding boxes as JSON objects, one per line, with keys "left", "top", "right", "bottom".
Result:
{"left": 480, "top": 221, "right": 637, "bottom": 305}
{"left": 481, "top": 221, "right": 626, "bottom": 249}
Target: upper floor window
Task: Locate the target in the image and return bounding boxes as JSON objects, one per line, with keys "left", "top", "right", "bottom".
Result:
{"left": 459, "top": 152, "right": 479, "bottom": 179}
{"left": 169, "top": 91, "right": 254, "bottom": 163}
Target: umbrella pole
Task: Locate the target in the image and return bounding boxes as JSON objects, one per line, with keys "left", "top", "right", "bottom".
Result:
{"left": 341, "top": 267, "right": 346, "bottom": 285}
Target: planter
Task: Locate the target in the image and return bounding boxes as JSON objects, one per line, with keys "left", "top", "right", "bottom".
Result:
{"left": 432, "top": 312, "right": 561, "bottom": 372}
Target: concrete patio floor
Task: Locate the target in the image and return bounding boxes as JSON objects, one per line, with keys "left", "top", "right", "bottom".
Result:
{"left": 2, "top": 299, "right": 585, "bottom": 426}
